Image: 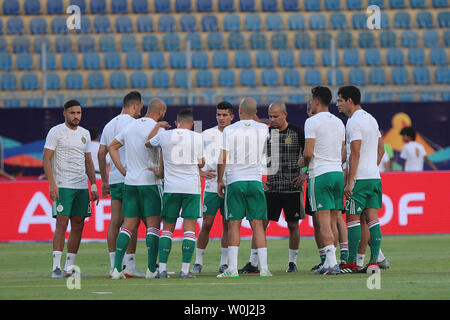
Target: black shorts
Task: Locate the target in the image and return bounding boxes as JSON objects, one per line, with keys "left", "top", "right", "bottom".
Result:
{"left": 304, "top": 185, "right": 314, "bottom": 216}
{"left": 265, "top": 192, "right": 305, "bottom": 222}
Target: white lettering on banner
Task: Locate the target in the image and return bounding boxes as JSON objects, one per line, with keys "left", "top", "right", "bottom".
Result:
{"left": 18, "top": 192, "right": 55, "bottom": 233}
{"left": 379, "top": 194, "right": 394, "bottom": 226}
{"left": 399, "top": 192, "right": 425, "bottom": 226}
{"left": 94, "top": 200, "right": 111, "bottom": 232}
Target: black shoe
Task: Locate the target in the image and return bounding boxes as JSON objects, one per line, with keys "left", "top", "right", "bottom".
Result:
{"left": 238, "top": 262, "right": 260, "bottom": 274}
{"left": 310, "top": 262, "right": 323, "bottom": 272}
{"left": 286, "top": 262, "right": 298, "bottom": 273}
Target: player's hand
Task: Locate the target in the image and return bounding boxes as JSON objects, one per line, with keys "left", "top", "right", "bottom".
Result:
{"left": 101, "top": 181, "right": 110, "bottom": 198}
{"left": 90, "top": 190, "right": 99, "bottom": 205}
{"left": 217, "top": 181, "right": 225, "bottom": 198}
{"left": 149, "top": 167, "right": 163, "bottom": 178}
{"left": 158, "top": 121, "right": 171, "bottom": 130}
{"left": 200, "top": 169, "right": 216, "bottom": 179}
{"left": 298, "top": 157, "right": 305, "bottom": 168}
{"left": 292, "top": 172, "right": 308, "bottom": 187}
{"left": 49, "top": 182, "right": 59, "bottom": 201}
{"left": 262, "top": 180, "right": 269, "bottom": 191}
{"left": 344, "top": 181, "right": 354, "bottom": 198}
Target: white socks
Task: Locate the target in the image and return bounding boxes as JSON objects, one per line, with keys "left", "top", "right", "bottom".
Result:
{"left": 124, "top": 253, "right": 136, "bottom": 270}
{"left": 228, "top": 246, "right": 239, "bottom": 272}
{"left": 323, "top": 245, "right": 337, "bottom": 268}
{"left": 257, "top": 248, "right": 268, "bottom": 271}
{"left": 181, "top": 263, "right": 190, "bottom": 274}
{"left": 249, "top": 248, "right": 258, "bottom": 267}
{"left": 109, "top": 252, "right": 115, "bottom": 269}
{"left": 195, "top": 248, "right": 205, "bottom": 265}
{"left": 357, "top": 254, "right": 366, "bottom": 268}
{"left": 64, "top": 253, "right": 76, "bottom": 272}
{"left": 220, "top": 247, "right": 228, "bottom": 266}
{"left": 289, "top": 249, "right": 298, "bottom": 264}
{"left": 377, "top": 249, "right": 385, "bottom": 262}
{"left": 52, "top": 251, "right": 62, "bottom": 270}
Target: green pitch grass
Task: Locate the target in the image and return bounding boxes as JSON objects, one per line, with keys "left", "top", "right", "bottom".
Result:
{"left": 1, "top": 235, "right": 449, "bottom": 300}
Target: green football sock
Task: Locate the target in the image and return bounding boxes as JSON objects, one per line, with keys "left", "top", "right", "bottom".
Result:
{"left": 340, "top": 242, "right": 349, "bottom": 263}
{"left": 319, "top": 248, "right": 326, "bottom": 263}
{"left": 347, "top": 222, "right": 361, "bottom": 264}
{"left": 146, "top": 230, "right": 159, "bottom": 273}
{"left": 158, "top": 234, "right": 172, "bottom": 264}
{"left": 114, "top": 229, "right": 131, "bottom": 272}
{"left": 368, "top": 223, "right": 382, "bottom": 263}
{"left": 182, "top": 239, "right": 196, "bottom": 264}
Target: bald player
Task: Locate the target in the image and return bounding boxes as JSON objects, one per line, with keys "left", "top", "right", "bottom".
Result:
{"left": 217, "top": 98, "right": 271, "bottom": 278}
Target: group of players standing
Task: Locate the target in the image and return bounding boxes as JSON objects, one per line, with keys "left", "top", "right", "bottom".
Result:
{"left": 45, "top": 85, "right": 389, "bottom": 279}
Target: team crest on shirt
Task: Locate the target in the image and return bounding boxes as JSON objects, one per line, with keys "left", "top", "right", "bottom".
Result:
{"left": 81, "top": 137, "right": 87, "bottom": 144}
{"left": 285, "top": 137, "right": 292, "bottom": 145}
{"left": 56, "top": 204, "right": 64, "bottom": 212}
{"left": 244, "top": 123, "right": 251, "bottom": 127}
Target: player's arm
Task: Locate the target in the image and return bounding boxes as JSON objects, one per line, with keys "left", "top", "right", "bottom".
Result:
{"left": 98, "top": 144, "right": 110, "bottom": 197}
{"left": 0, "top": 169, "right": 15, "bottom": 180}
{"left": 145, "top": 121, "right": 170, "bottom": 148}
{"left": 341, "top": 141, "right": 347, "bottom": 164}
{"left": 345, "top": 140, "right": 361, "bottom": 197}
{"left": 424, "top": 155, "right": 438, "bottom": 170}
{"left": 377, "top": 137, "right": 385, "bottom": 166}
{"left": 43, "top": 148, "right": 58, "bottom": 201}
{"left": 108, "top": 139, "right": 126, "bottom": 176}
{"left": 217, "top": 149, "right": 227, "bottom": 198}
{"left": 303, "top": 138, "right": 315, "bottom": 167}
{"left": 85, "top": 152, "right": 99, "bottom": 204}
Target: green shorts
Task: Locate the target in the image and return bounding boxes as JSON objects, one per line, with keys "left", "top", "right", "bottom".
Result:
{"left": 202, "top": 192, "right": 225, "bottom": 216}
{"left": 224, "top": 181, "right": 267, "bottom": 221}
{"left": 345, "top": 179, "right": 382, "bottom": 215}
{"left": 52, "top": 188, "right": 91, "bottom": 218}
{"left": 122, "top": 184, "right": 163, "bottom": 218}
{"left": 307, "top": 171, "right": 345, "bottom": 212}
{"left": 162, "top": 193, "right": 202, "bottom": 224}
{"left": 110, "top": 183, "right": 124, "bottom": 201}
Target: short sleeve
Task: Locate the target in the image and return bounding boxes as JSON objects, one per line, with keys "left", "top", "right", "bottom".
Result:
{"left": 99, "top": 124, "right": 110, "bottom": 146}
{"left": 114, "top": 130, "right": 125, "bottom": 145}
{"left": 222, "top": 128, "right": 229, "bottom": 151}
{"left": 304, "top": 118, "right": 316, "bottom": 139}
{"left": 149, "top": 131, "right": 163, "bottom": 147}
{"left": 44, "top": 127, "right": 58, "bottom": 151}
{"left": 400, "top": 145, "right": 408, "bottom": 160}
{"left": 195, "top": 133, "right": 204, "bottom": 161}
{"left": 347, "top": 120, "right": 362, "bottom": 142}
{"left": 84, "top": 132, "right": 92, "bottom": 153}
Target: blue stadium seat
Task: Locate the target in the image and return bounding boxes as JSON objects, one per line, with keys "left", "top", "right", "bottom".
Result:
{"left": 17, "top": 53, "right": 33, "bottom": 70}
{"left": 112, "top": 0, "right": 127, "bottom": 13}
{"left": 218, "top": 69, "right": 235, "bottom": 87}
{"left": 256, "top": 51, "right": 273, "bottom": 68}
{"left": 104, "top": 52, "right": 121, "bottom": 69}
{"left": 349, "top": 68, "right": 366, "bottom": 85}
{"left": 1, "top": 73, "right": 16, "bottom": 90}
{"left": 130, "top": 71, "right": 147, "bottom": 88}
{"left": 240, "top": 69, "right": 256, "bottom": 86}
{"left": 224, "top": 14, "right": 240, "bottom": 31}
{"left": 433, "top": 0, "right": 448, "bottom": 7}
{"left": 289, "top": 14, "right": 305, "bottom": 30}
{"left": 142, "top": 35, "right": 159, "bottom": 51}
{"left": 219, "top": 0, "right": 234, "bottom": 11}
{"left": 343, "top": 49, "right": 359, "bottom": 66}
{"left": 174, "top": 70, "right": 188, "bottom": 88}
{"left": 330, "top": 13, "right": 346, "bottom": 30}
{"left": 121, "top": 34, "right": 137, "bottom": 51}
{"left": 99, "top": 35, "right": 115, "bottom": 52}
{"left": 91, "top": 0, "right": 106, "bottom": 13}
{"left": 70, "top": 0, "right": 86, "bottom": 13}
{"left": 83, "top": 52, "right": 100, "bottom": 69}
{"left": 365, "top": 48, "right": 381, "bottom": 66}
{"left": 294, "top": 32, "right": 311, "bottom": 49}
{"left": 192, "top": 51, "right": 208, "bottom": 68}
{"left": 137, "top": 16, "right": 153, "bottom": 32}
{"left": 88, "top": 72, "right": 105, "bottom": 89}
{"left": 78, "top": 36, "right": 95, "bottom": 52}
{"left": 387, "top": 48, "right": 404, "bottom": 65}
{"left": 202, "top": 15, "right": 218, "bottom": 31}
{"left": 325, "top": 0, "right": 341, "bottom": 10}
{"left": 250, "top": 33, "right": 266, "bottom": 49}
{"left": 62, "top": 53, "right": 78, "bottom": 69}
{"left": 408, "top": 48, "right": 425, "bottom": 65}
{"left": 305, "top": 69, "right": 321, "bottom": 85}
{"left": 322, "top": 50, "right": 339, "bottom": 66}
{"left": 132, "top": 0, "right": 148, "bottom": 12}
{"left": 0, "top": 19, "right": 3, "bottom": 35}
{"left": 196, "top": 70, "right": 213, "bottom": 87}
{"left": 430, "top": 48, "right": 447, "bottom": 65}
{"left": 207, "top": 32, "right": 223, "bottom": 50}
{"left": 359, "top": 32, "right": 375, "bottom": 48}
{"left": 169, "top": 52, "right": 187, "bottom": 68}
{"left": 0, "top": 53, "right": 12, "bottom": 70}
{"left": 300, "top": 50, "right": 315, "bottom": 66}
{"left": 410, "top": 0, "right": 425, "bottom": 8}
{"left": 352, "top": 13, "right": 366, "bottom": 29}
{"left": 423, "top": 30, "right": 439, "bottom": 48}
{"left": 327, "top": 69, "right": 344, "bottom": 85}
{"left": 180, "top": 14, "right": 196, "bottom": 32}
{"left": 401, "top": 30, "right": 418, "bottom": 47}
{"left": 438, "top": 12, "right": 450, "bottom": 28}
{"left": 213, "top": 51, "right": 229, "bottom": 68}
{"left": 369, "top": 68, "right": 386, "bottom": 85}
{"left": 21, "top": 73, "right": 38, "bottom": 90}
{"left": 417, "top": 12, "right": 433, "bottom": 28}
{"left": 34, "top": 36, "right": 50, "bottom": 53}
{"left": 116, "top": 16, "right": 132, "bottom": 33}
{"left": 309, "top": 13, "right": 326, "bottom": 30}
{"left": 262, "top": 69, "right": 279, "bottom": 86}
{"left": 413, "top": 66, "right": 430, "bottom": 84}
{"left": 152, "top": 70, "right": 169, "bottom": 88}
{"left": 48, "top": 0, "right": 63, "bottom": 14}
{"left": 126, "top": 52, "right": 142, "bottom": 69}
{"left": 155, "top": 0, "right": 170, "bottom": 12}
{"left": 435, "top": 67, "right": 450, "bottom": 84}
{"left": 337, "top": 31, "right": 353, "bottom": 48}
{"left": 12, "top": 36, "right": 30, "bottom": 53}
{"left": 394, "top": 12, "right": 411, "bottom": 29}
{"left": 148, "top": 52, "right": 165, "bottom": 68}
{"left": 0, "top": 38, "right": 7, "bottom": 52}
{"left": 283, "top": 0, "right": 298, "bottom": 10}
{"left": 186, "top": 33, "right": 202, "bottom": 50}
{"left": 271, "top": 32, "right": 287, "bottom": 49}
{"left": 266, "top": 13, "right": 283, "bottom": 30}
{"left": 445, "top": 31, "right": 450, "bottom": 47}
{"left": 244, "top": 13, "right": 261, "bottom": 31}
{"left": 25, "top": 0, "right": 41, "bottom": 14}
{"left": 51, "top": 17, "right": 67, "bottom": 34}
{"left": 347, "top": 0, "right": 362, "bottom": 10}
{"left": 389, "top": 0, "right": 405, "bottom": 8}
{"left": 46, "top": 73, "right": 60, "bottom": 90}
{"left": 277, "top": 50, "right": 294, "bottom": 67}
{"left": 368, "top": 0, "right": 384, "bottom": 7}
{"left": 7, "top": 17, "right": 24, "bottom": 34}
{"left": 3, "top": 0, "right": 19, "bottom": 14}
{"left": 159, "top": 15, "right": 175, "bottom": 32}
{"left": 228, "top": 33, "right": 244, "bottom": 49}
{"left": 380, "top": 30, "right": 396, "bottom": 48}
{"left": 65, "top": 72, "right": 83, "bottom": 89}
{"left": 78, "top": 16, "right": 91, "bottom": 34}
{"left": 176, "top": 0, "right": 191, "bottom": 12}
{"left": 305, "top": 0, "right": 320, "bottom": 10}
{"left": 381, "top": 12, "right": 390, "bottom": 29}
{"left": 240, "top": 0, "right": 255, "bottom": 11}
{"left": 316, "top": 32, "right": 332, "bottom": 48}
{"left": 262, "top": 0, "right": 277, "bottom": 11}
{"left": 197, "top": 0, "right": 212, "bottom": 12}
{"left": 235, "top": 50, "right": 251, "bottom": 68}
{"left": 283, "top": 69, "right": 300, "bottom": 86}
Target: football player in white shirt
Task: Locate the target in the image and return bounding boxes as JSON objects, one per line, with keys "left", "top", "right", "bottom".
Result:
{"left": 148, "top": 108, "right": 205, "bottom": 279}
{"left": 400, "top": 126, "right": 437, "bottom": 171}
{"left": 108, "top": 98, "right": 169, "bottom": 280}
{"left": 191, "top": 101, "right": 234, "bottom": 275}
{"left": 98, "top": 91, "right": 144, "bottom": 278}
{"left": 43, "top": 100, "right": 99, "bottom": 278}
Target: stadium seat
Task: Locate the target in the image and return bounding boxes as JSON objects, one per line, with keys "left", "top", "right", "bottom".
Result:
{"left": 413, "top": 66, "right": 430, "bottom": 84}
{"left": 294, "top": 32, "right": 311, "bottom": 48}
{"left": 152, "top": 70, "right": 169, "bottom": 88}
{"left": 438, "top": 12, "right": 450, "bottom": 28}
{"left": 132, "top": 0, "right": 148, "bottom": 12}
{"left": 130, "top": 71, "right": 147, "bottom": 88}
{"left": 262, "top": 69, "right": 279, "bottom": 86}
{"left": 316, "top": 32, "right": 332, "bottom": 48}
{"left": 137, "top": 16, "right": 153, "bottom": 32}
{"left": 121, "top": 34, "right": 137, "bottom": 51}
{"left": 87, "top": 72, "right": 105, "bottom": 89}
{"left": 369, "top": 68, "right": 386, "bottom": 85}
{"left": 62, "top": 53, "right": 78, "bottom": 70}
{"left": 0, "top": 53, "right": 12, "bottom": 70}
{"left": 91, "top": 0, "right": 106, "bottom": 13}
{"left": 394, "top": 12, "right": 411, "bottom": 29}
{"left": 240, "top": 0, "right": 255, "bottom": 11}
{"left": 322, "top": 50, "right": 339, "bottom": 66}
{"left": 433, "top": 0, "right": 448, "bottom": 8}
{"left": 159, "top": 15, "right": 175, "bottom": 32}
{"left": 417, "top": 12, "right": 433, "bottom": 28}
{"left": 51, "top": 17, "right": 68, "bottom": 34}
{"left": 40, "top": 52, "right": 56, "bottom": 70}
{"left": 192, "top": 51, "right": 209, "bottom": 68}
{"left": 83, "top": 52, "right": 100, "bottom": 69}
{"left": 401, "top": 30, "right": 418, "bottom": 47}
{"left": 330, "top": 13, "right": 346, "bottom": 30}
{"left": 213, "top": 51, "right": 229, "bottom": 68}
{"left": 112, "top": 0, "right": 127, "bottom": 13}
{"left": 34, "top": 36, "right": 50, "bottom": 53}
{"left": 186, "top": 33, "right": 202, "bottom": 50}
{"left": 244, "top": 13, "right": 260, "bottom": 31}
{"left": 379, "top": 30, "right": 396, "bottom": 48}
{"left": 309, "top": 13, "right": 326, "bottom": 30}
{"left": 368, "top": 0, "right": 384, "bottom": 7}
{"left": 78, "top": 36, "right": 95, "bottom": 52}
{"left": 283, "top": 0, "right": 298, "bottom": 11}
{"left": 435, "top": 67, "right": 450, "bottom": 84}
{"left": 45, "top": 73, "right": 60, "bottom": 90}
{"left": 7, "top": 17, "right": 24, "bottom": 34}
{"left": 219, "top": 0, "right": 234, "bottom": 11}
{"left": 25, "top": 0, "right": 41, "bottom": 14}
{"left": 235, "top": 50, "right": 252, "bottom": 68}
{"left": 277, "top": 50, "right": 294, "bottom": 67}
{"left": 180, "top": 15, "right": 196, "bottom": 32}
{"left": 337, "top": 31, "right": 353, "bottom": 48}
{"left": 343, "top": 49, "right": 359, "bottom": 66}
{"left": 155, "top": 0, "right": 170, "bottom": 12}
{"left": 196, "top": 70, "right": 213, "bottom": 87}
{"left": 347, "top": 0, "right": 362, "bottom": 10}
{"left": 142, "top": 35, "right": 159, "bottom": 51}
{"left": 1, "top": 73, "right": 16, "bottom": 91}
{"left": 380, "top": 12, "right": 390, "bottom": 29}
{"left": 170, "top": 52, "right": 187, "bottom": 68}
{"left": 78, "top": 16, "right": 91, "bottom": 34}
{"left": 283, "top": 69, "right": 300, "bottom": 86}
{"left": 70, "top": 0, "right": 86, "bottom": 13}
{"left": 349, "top": 68, "right": 366, "bottom": 85}
{"left": 300, "top": 50, "right": 316, "bottom": 67}
{"left": 266, "top": 13, "right": 283, "bottom": 30}
{"left": 207, "top": 32, "right": 223, "bottom": 50}
{"left": 387, "top": 48, "right": 404, "bottom": 65}
{"left": 202, "top": 15, "right": 218, "bottom": 31}
{"left": 423, "top": 30, "right": 439, "bottom": 47}
{"left": 327, "top": 69, "right": 344, "bottom": 85}
{"left": 445, "top": 31, "right": 450, "bottom": 47}
{"left": 218, "top": 70, "right": 235, "bottom": 87}
{"left": 0, "top": 39, "right": 6, "bottom": 52}
{"left": 197, "top": 0, "right": 213, "bottom": 12}
{"left": 408, "top": 48, "right": 425, "bottom": 65}
{"left": 149, "top": 52, "right": 165, "bottom": 68}
{"left": 256, "top": 51, "right": 273, "bottom": 68}
{"left": 325, "top": 0, "right": 341, "bottom": 10}
{"left": 389, "top": 0, "right": 405, "bottom": 8}
{"left": 174, "top": 70, "right": 188, "bottom": 88}
{"left": 126, "top": 52, "right": 142, "bottom": 69}
{"left": 116, "top": 16, "right": 132, "bottom": 33}
{"left": 65, "top": 72, "right": 83, "bottom": 89}
{"left": 271, "top": 32, "right": 287, "bottom": 49}
{"left": 305, "top": 69, "right": 321, "bottom": 85}
{"left": 430, "top": 48, "right": 447, "bottom": 65}
{"left": 12, "top": 36, "right": 30, "bottom": 53}
{"left": 410, "top": 0, "right": 425, "bottom": 8}
{"left": 21, "top": 73, "right": 38, "bottom": 90}
{"left": 17, "top": 53, "right": 33, "bottom": 70}
{"left": 228, "top": 33, "right": 244, "bottom": 49}
{"left": 176, "top": 0, "right": 191, "bottom": 12}
{"left": 289, "top": 14, "right": 306, "bottom": 30}
{"left": 104, "top": 52, "right": 121, "bottom": 69}
{"left": 3, "top": 0, "right": 19, "bottom": 15}
{"left": 240, "top": 69, "right": 256, "bottom": 86}
{"left": 250, "top": 33, "right": 266, "bottom": 49}
{"left": 352, "top": 13, "right": 366, "bottom": 29}
{"left": 365, "top": 49, "right": 381, "bottom": 66}
{"left": 359, "top": 32, "right": 375, "bottom": 48}
{"left": 99, "top": 35, "right": 115, "bottom": 52}
{"left": 224, "top": 14, "right": 240, "bottom": 31}
{"left": 262, "top": 0, "right": 277, "bottom": 11}
{"left": 305, "top": 0, "right": 321, "bottom": 10}
{"left": 48, "top": 0, "right": 63, "bottom": 14}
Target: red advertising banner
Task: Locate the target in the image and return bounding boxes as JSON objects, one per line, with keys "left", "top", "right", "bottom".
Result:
{"left": 1, "top": 172, "right": 449, "bottom": 242}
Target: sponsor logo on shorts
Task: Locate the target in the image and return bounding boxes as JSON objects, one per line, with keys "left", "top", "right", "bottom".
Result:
{"left": 202, "top": 204, "right": 207, "bottom": 213}
{"left": 317, "top": 203, "right": 323, "bottom": 209}
{"left": 57, "top": 204, "right": 64, "bottom": 212}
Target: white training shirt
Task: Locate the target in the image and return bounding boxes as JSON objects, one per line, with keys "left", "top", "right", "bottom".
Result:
{"left": 304, "top": 112, "right": 345, "bottom": 178}
{"left": 400, "top": 141, "right": 427, "bottom": 172}
{"left": 202, "top": 126, "right": 227, "bottom": 193}
{"left": 99, "top": 114, "right": 135, "bottom": 184}
{"left": 345, "top": 109, "right": 381, "bottom": 180}
{"left": 150, "top": 128, "right": 203, "bottom": 194}
{"left": 222, "top": 120, "right": 269, "bottom": 185}
{"left": 378, "top": 151, "right": 390, "bottom": 172}
{"left": 44, "top": 123, "right": 91, "bottom": 189}
{"left": 115, "top": 117, "right": 163, "bottom": 186}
